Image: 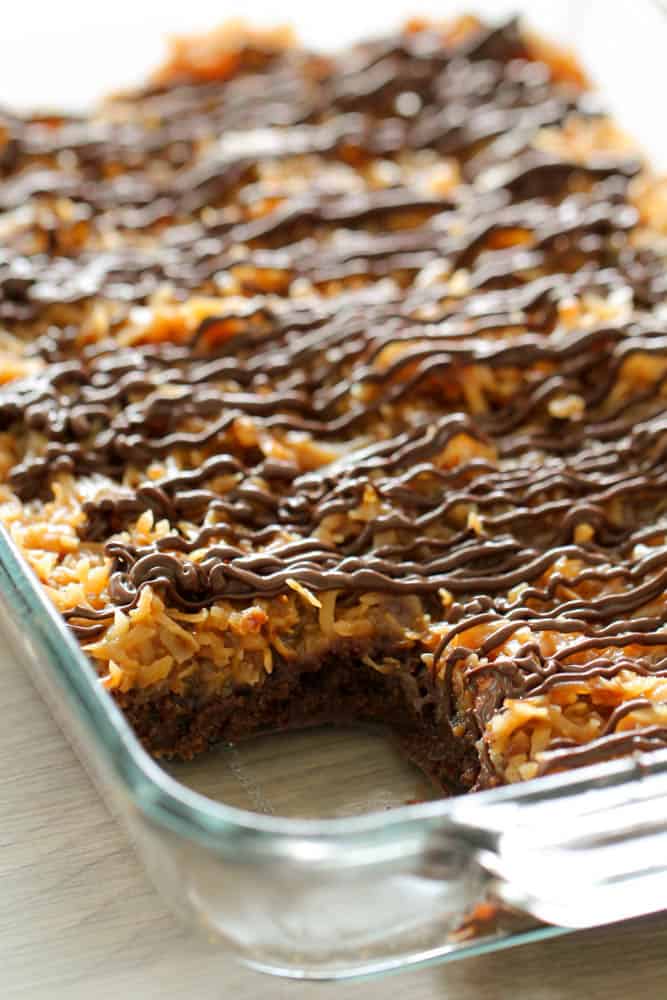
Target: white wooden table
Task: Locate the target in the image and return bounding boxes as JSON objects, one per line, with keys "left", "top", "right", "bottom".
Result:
{"left": 3, "top": 643, "right": 667, "bottom": 1000}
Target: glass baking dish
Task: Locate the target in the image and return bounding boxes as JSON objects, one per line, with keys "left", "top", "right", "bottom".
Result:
{"left": 3, "top": 0, "right": 667, "bottom": 981}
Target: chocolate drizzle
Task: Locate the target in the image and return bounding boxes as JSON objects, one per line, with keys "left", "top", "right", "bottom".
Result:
{"left": 2, "top": 17, "right": 667, "bottom": 773}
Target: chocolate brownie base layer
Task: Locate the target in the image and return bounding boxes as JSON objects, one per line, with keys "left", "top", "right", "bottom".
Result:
{"left": 118, "top": 648, "right": 480, "bottom": 795}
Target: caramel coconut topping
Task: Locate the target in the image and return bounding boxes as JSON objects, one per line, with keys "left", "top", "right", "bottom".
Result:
{"left": 2, "top": 16, "right": 667, "bottom": 787}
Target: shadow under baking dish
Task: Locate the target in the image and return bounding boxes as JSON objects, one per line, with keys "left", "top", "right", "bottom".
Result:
{"left": 161, "top": 724, "right": 436, "bottom": 818}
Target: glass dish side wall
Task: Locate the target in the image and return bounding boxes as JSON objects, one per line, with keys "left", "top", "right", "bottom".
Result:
{"left": 2, "top": 0, "right": 667, "bottom": 980}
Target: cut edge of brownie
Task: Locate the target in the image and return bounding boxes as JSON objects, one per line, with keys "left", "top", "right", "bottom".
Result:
{"left": 116, "top": 644, "right": 481, "bottom": 796}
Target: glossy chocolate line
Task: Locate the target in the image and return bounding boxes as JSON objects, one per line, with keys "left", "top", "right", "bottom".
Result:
{"left": 538, "top": 726, "right": 667, "bottom": 774}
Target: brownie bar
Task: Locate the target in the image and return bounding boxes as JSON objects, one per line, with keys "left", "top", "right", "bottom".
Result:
{"left": 1, "top": 15, "right": 667, "bottom": 792}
